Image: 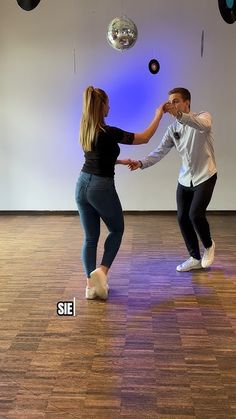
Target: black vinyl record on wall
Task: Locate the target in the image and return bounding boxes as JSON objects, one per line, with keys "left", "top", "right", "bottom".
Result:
{"left": 218, "top": 0, "right": 236, "bottom": 23}
{"left": 17, "top": 0, "right": 41, "bottom": 11}
{"left": 148, "top": 59, "right": 160, "bottom": 74}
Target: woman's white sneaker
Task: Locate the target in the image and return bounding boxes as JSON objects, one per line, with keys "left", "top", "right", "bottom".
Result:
{"left": 201, "top": 240, "right": 215, "bottom": 268}
{"left": 85, "top": 286, "right": 97, "bottom": 299}
{"left": 176, "top": 257, "right": 202, "bottom": 272}
{"left": 90, "top": 268, "right": 108, "bottom": 300}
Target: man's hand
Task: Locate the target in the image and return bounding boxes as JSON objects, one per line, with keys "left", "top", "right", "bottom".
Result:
{"left": 128, "top": 160, "right": 142, "bottom": 171}
{"left": 163, "top": 102, "right": 178, "bottom": 117}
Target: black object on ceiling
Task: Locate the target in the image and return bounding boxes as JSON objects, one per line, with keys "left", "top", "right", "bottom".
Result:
{"left": 16, "top": 0, "right": 41, "bottom": 11}
{"left": 218, "top": 0, "right": 236, "bottom": 23}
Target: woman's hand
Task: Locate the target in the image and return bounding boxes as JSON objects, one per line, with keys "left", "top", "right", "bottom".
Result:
{"left": 116, "top": 159, "right": 141, "bottom": 170}
{"left": 128, "top": 160, "right": 141, "bottom": 171}
{"left": 163, "top": 102, "right": 178, "bottom": 117}
{"left": 156, "top": 102, "right": 168, "bottom": 119}
{"left": 116, "top": 159, "right": 132, "bottom": 165}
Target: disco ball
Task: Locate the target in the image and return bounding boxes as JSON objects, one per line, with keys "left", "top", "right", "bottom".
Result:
{"left": 16, "top": 0, "right": 41, "bottom": 11}
{"left": 107, "top": 16, "right": 138, "bottom": 51}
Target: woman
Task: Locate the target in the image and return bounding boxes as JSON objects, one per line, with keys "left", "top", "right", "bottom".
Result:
{"left": 75, "top": 86, "right": 164, "bottom": 300}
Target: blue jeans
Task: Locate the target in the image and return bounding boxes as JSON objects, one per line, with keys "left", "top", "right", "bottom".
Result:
{"left": 75, "top": 172, "right": 124, "bottom": 277}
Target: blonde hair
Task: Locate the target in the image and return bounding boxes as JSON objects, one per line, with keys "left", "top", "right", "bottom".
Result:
{"left": 80, "top": 86, "right": 108, "bottom": 151}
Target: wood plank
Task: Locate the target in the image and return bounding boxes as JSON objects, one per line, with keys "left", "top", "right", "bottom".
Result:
{"left": 0, "top": 213, "right": 236, "bottom": 418}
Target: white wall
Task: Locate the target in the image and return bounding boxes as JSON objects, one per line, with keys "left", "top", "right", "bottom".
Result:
{"left": 0, "top": 0, "right": 236, "bottom": 210}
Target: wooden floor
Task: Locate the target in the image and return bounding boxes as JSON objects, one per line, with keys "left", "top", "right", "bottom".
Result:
{"left": 0, "top": 213, "right": 236, "bottom": 419}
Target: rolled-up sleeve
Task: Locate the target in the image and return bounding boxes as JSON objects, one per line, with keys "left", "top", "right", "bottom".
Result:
{"left": 179, "top": 111, "right": 212, "bottom": 132}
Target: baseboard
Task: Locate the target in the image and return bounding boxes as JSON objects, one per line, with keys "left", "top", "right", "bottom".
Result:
{"left": 0, "top": 210, "right": 236, "bottom": 216}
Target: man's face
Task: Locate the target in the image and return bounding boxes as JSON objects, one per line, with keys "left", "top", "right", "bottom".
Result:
{"left": 168, "top": 93, "right": 190, "bottom": 113}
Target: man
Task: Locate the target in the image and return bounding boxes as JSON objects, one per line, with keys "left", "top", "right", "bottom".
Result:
{"left": 129, "top": 87, "right": 217, "bottom": 272}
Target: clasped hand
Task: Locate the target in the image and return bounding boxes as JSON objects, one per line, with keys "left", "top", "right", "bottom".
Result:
{"left": 163, "top": 102, "right": 178, "bottom": 117}
{"left": 118, "top": 159, "right": 141, "bottom": 171}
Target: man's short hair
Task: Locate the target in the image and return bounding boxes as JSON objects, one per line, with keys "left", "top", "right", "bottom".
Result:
{"left": 168, "top": 87, "right": 191, "bottom": 103}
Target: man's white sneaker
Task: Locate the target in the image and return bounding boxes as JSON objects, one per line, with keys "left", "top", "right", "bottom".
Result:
{"left": 90, "top": 268, "right": 108, "bottom": 300}
{"left": 201, "top": 240, "right": 215, "bottom": 268}
{"left": 85, "top": 286, "right": 97, "bottom": 300}
{"left": 176, "top": 257, "right": 202, "bottom": 272}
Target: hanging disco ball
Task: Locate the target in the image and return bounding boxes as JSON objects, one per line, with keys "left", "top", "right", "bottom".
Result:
{"left": 16, "top": 0, "right": 41, "bottom": 11}
{"left": 107, "top": 16, "right": 138, "bottom": 51}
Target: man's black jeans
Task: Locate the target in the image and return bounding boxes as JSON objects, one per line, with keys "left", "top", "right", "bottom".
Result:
{"left": 176, "top": 173, "right": 217, "bottom": 260}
